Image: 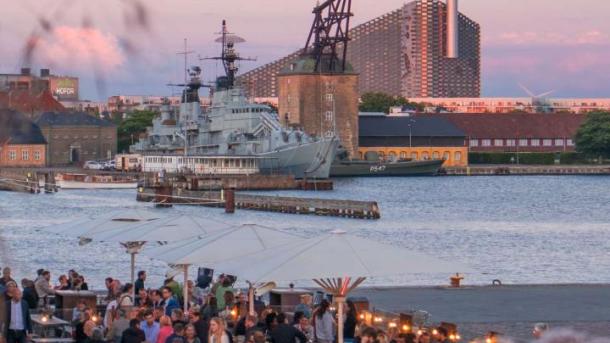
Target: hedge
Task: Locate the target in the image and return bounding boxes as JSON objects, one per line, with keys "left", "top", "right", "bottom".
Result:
{"left": 469, "top": 152, "right": 593, "bottom": 165}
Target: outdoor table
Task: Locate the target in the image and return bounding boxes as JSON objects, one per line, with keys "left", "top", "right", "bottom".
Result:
{"left": 31, "top": 314, "right": 72, "bottom": 338}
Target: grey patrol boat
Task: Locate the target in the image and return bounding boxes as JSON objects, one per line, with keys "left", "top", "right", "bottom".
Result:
{"left": 131, "top": 21, "right": 339, "bottom": 179}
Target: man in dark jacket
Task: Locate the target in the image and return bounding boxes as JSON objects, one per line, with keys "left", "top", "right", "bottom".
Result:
{"left": 164, "top": 322, "right": 186, "bottom": 343}
{"left": 0, "top": 284, "right": 6, "bottom": 343}
{"left": 270, "top": 313, "right": 307, "bottom": 343}
{"left": 121, "top": 319, "right": 145, "bottom": 343}
{"left": 5, "top": 288, "right": 32, "bottom": 343}
{"left": 190, "top": 310, "right": 208, "bottom": 343}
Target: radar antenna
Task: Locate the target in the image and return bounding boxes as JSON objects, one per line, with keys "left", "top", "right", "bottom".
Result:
{"left": 201, "top": 20, "right": 256, "bottom": 88}
{"left": 303, "top": 0, "right": 353, "bottom": 72}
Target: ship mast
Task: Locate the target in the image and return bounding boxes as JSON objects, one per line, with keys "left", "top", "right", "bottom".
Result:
{"left": 202, "top": 20, "right": 256, "bottom": 89}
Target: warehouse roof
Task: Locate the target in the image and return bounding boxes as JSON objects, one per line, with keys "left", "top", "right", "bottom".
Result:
{"left": 0, "top": 109, "right": 47, "bottom": 145}
{"left": 359, "top": 114, "right": 466, "bottom": 137}
{"left": 437, "top": 113, "right": 586, "bottom": 138}
{"left": 36, "top": 111, "right": 115, "bottom": 127}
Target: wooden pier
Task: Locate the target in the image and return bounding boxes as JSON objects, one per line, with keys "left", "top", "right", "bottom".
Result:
{"left": 0, "top": 168, "right": 58, "bottom": 193}
{"left": 442, "top": 165, "right": 610, "bottom": 176}
{"left": 137, "top": 188, "right": 380, "bottom": 220}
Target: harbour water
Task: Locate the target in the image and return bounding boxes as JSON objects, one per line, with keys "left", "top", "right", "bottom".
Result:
{"left": 1, "top": 175, "right": 610, "bottom": 288}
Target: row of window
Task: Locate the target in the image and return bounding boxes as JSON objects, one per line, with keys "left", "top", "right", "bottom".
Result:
{"left": 8, "top": 150, "right": 41, "bottom": 161}
{"left": 470, "top": 138, "right": 574, "bottom": 148}
{"left": 144, "top": 157, "right": 257, "bottom": 168}
{"left": 231, "top": 108, "right": 266, "bottom": 114}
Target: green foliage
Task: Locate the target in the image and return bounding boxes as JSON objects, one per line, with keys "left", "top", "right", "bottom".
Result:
{"left": 359, "top": 92, "right": 424, "bottom": 114}
{"left": 575, "top": 112, "right": 610, "bottom": 158}
{"left": 469, "top": 152, "right": 592, "bottom": 165}
{"left": 117, "top": 110, "right": 157, "bottom": 153}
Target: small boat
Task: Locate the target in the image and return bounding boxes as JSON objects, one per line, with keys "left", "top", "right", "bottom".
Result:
{"left": 330, "top": 155, "right": 444, "bottom": 177}
{"left": 55, "top": 173, "right": 138, "bottom": 189}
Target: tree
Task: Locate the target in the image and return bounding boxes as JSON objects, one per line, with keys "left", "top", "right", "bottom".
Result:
{"left": 117, "top": 110, "right": 158, "bottom": 153}
{"left": 575, "top": 111, "right": 610, "bottom": 159}
{"left": 359, "top": 92, "right": 424, "bottom": 114}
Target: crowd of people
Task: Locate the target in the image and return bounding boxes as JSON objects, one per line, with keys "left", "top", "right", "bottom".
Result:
{"left": 0, "top": 266, "right": 567, "bottom": 343}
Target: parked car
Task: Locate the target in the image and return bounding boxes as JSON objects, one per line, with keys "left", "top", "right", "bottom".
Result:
{"left": 103, "top": 160, "right": 116, "bottom": 170}
{"left": 83, "top": 161, "right": 104, "bottom": 170}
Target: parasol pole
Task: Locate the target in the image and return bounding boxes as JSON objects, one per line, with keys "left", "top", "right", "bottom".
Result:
{"left": 183, "top": 264, "right": 190, "bottom": 313}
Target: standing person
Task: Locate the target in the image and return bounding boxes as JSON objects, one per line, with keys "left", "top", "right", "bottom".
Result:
{"left": 0, "top": 281, "right": 7, "bottom": 343}
{"left": 136, "top": 289, "right": 152, "bottom": 308}
{"left": 208, "top": 318, "right": 229, "bottom": 343}
{"left": 135, "top": 272, "right": 146, "bottom": 301}
{"left": 150, "top": 290, "right": 163, "bottom": 310}
{"left": 156, "top": 316, "right": 173, "bottom": 343}
{"left": 294, "top": 315, "right": 314, "bottom": 343}
{"left": 0, "top": 268, "right": 15, "bottom": 288}
{"left": 34, "top": 271, "right": 55, "bottom": 307}
{"left": 119, "top": 284, "right": 135, "bottom": 309}
{"left": 5, "top": 288, "right": 32, "bottom": 343}
{"left": 415, "top": 331, "right": 430, "bottom": 343}
{"left": 105, "top": 278, "right": 115, "bottom": 301}
{"left": 165, "top": 322, "right": 186, "bottom": 343}
{"left": 140, "top": 311, "right": 160, "bottom": 343}
{"left": 313, "top": 300, "right": 335, "bottom": 343}
{"left": 19, "top": 280, "right": 37, "bottom": 310}
{"left": 121, "top": 319, "right": 146, "bottom": 343}
{"left": 214, "top": 279, "right": 234, "bottom": 310}
{"left": 343, "top": 301, "right": 358, "bottom": 340}
{"left": 294, "top": 295, "right": 312, "bottom": 319}
{"left": 55, "top": 275, "right": 70, "bottom": 290}
{"left": 270, "top": 313, "right": 307, "bottom": 343}
{"left": 357, "top": 328, "right": 377, "bottom": 343}
{"left": 201, "top": 297, "right": 218, "bottom": 321}
{"left": 185, "top": 324, "right": 201, "bottom": 343}
{"left": 106, "top": 310, "right": 130, "bottom": 343}
{"left": 161, "top": 287, "right": 179, "bottom": 317}
{"left": 190, "top": 310, "right": 208, "bottom": 343}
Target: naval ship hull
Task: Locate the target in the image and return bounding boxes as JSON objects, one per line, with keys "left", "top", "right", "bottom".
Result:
{"left": 258, "top": 137, "right": 339, "bottom": 179}
{"left": 330, "top": 159, "right": 444, "bottom": 177}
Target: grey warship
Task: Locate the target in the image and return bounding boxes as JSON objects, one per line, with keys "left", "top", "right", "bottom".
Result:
{"left": 131, "top": 21, "right": 339, "bottom": 179}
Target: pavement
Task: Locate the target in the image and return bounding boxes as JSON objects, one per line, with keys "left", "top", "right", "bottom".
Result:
{"left": 352, "top": 284, "right": 610, "bottom": 342}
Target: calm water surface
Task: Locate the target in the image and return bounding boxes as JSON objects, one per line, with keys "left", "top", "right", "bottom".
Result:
{"left": 1, "top": 176, "right": 609, "bottom": 288}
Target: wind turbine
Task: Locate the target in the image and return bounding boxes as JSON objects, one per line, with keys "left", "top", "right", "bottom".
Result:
{"left": 518, "top": 83, "right": 555, "bottom": 111}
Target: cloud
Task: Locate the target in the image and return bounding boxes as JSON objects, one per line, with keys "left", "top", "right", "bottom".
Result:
{"left": 35, "top": 26, "right": 125, "bottom": 73}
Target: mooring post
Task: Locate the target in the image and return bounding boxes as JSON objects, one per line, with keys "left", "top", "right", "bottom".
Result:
{"left": 224, "top": 187, "right": 235, "bottom": 214}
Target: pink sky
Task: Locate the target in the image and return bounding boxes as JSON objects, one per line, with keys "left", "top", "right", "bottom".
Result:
{"left": 1, "top": 0, "right": 610, "bottom": 99}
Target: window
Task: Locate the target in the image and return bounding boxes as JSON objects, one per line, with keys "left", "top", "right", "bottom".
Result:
{"left": 411, "top": 152, "right": 418, "bottom": 160}
{"left": 325, "top": 93, "right": 334, "bottom": 102}
{"left": 519, "top": 139, "right": 528, "bottom": 147}
{"left": 432, "top": 151, "right": 440, "bottom": 159}
{"left": 555, "top": 139, "right": 565, "bottom": 146}
{"left": 34, "top": 151, "right": 41, "bottom": 160}
{"left": 8, "top": 150, "right": 16, "bottom": 160}
{"left": 482, "top": 139, "right": 491, "bottom": 147}
{"left": 400, "top": 152, "right": 407, "bottom": 159}
{"left": 531, "top": 139, "right": 540, "bottom": 146}
{"left": 454, "top": 151, "right": 462, "bottom": 161}
{"left": 443, "top": 152, "right": 450, "bottom": 160}
{"left": 494, "top": 139, "right": 504, "bottom": 147}
{"left": 325, "top": 111, "right": 333, "bottom": 121}
{"left": 422, "top": 152, "right": 430, "bottom": 160}
{"left": 22, "top": 150, "right": 29, "bottom": 160}
{"left": 543, "top": 139, "right": 552, "bottom": 147}
{"left": 506, "top": 139, "right": 516, "bottom": 147}
{"left": 567, "top": 139, "right": 575, "bottom": 146}
{"left": 470, "top": 139, "right": 479, "bottom": 147}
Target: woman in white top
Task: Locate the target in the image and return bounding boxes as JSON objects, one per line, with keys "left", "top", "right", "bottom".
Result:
{"left": 208, "top": 317, "right": 230, "bottom": 343}
{"left": 118, "top": 283, "right": 134, "bottom": 308}
{"left": 314, "top": 300, "right": 335, "bottom": 343}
